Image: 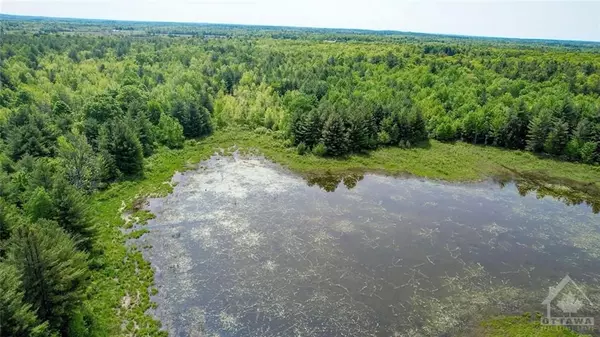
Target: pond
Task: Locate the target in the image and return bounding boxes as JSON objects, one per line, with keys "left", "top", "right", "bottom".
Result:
{"left": 136, "top": 154, "right": 600, "bottom": 337}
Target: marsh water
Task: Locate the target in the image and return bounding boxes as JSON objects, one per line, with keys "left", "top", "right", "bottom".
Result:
{"left": 136, "top": 154, "right": 600, "bottom": 337}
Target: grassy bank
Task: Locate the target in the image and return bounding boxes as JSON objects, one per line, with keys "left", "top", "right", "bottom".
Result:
{"left": 213, "top": 128, "right": 600, "bottom": 184}
{"left": 85, "top": 128, "right": 599, "bottom": 336}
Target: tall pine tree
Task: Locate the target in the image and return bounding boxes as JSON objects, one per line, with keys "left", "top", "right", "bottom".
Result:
{"left": 0, "top": 262, "right": 48, "bottom": 337}
{"left": 544, "top": 118, "right": 570, "bottom": 155}
{"left": 321, "top": 113, "right": 349, "bottom": 156}
{"left": 51, "top": 178, "right": 94, "bottom": 250}
{"left": 100, "top": 119, "right": 144, "bottom": 177}
{"left": 7, "top": 221, "right": 89, "bottom": 334}
{"left": 526, "top": 114, "right": 551, "bottom": 152}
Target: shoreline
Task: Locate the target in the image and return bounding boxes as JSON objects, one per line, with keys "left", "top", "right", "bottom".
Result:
{"left": 87, "top": 128, "right": 599, "bottom": 336}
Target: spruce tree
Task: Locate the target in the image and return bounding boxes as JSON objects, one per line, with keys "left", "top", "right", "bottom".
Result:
{"left": 503, "top": 100, "right": 529, "bottom": 149}
{"left": 321, "top": 113, "right": 349, "bottom": 156}
{"left": 51, "top": 178, "right": 94, "bottom": 250}
{"left": 24, "top": 187, "right": 53, "bottom": 222}
{"left": 0, "top": 262, "right": 48, "bottom": 337}
{"left": 135, "top": 112, "right": 156, "bottom": 157}
{"left": 526, "top": 114, "right": 550, "bottom": 152}
{"left": 7, "top": 221, "right": 89, "bottom": 334}
{"left": 397, "top": 112, "right": 411, "bottom": 143}
{"left": 171, "top": 101, "right": 190, "bottom": 136}
{"left": 102, "top": 119, "right": 144, "bottom": 177}
{"left": 410, "top": 108, "right": 427, "bottom": 142}
{"left": 198, "top": 106, "right": 213, "bottom": 137}
{"left": 294, "top": 111, "right": 322, "bottom": 148}
{"left": 347, "top": 113, "right": 369, "bottom": 152}
{"left": 186, "top": 105, "right": 213, "bottom": 138}
{"left": 380, "top": 116, "right": 400, "bottom": 144}
{"left": 0, "top": 199, "right": 13, "bottom": 243}
{"left": 185, "top": 104, "right": 201, "bottom": 138}
{"left": 544, "top": 118, "right": 570, "bottom": 155}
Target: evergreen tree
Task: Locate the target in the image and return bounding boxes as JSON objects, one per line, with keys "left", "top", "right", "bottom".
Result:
{"left": 100, "top": 120, "right": 144, "bottom": 177}
{"left": 503, "top": 100, "right": 529, "bottom": 149}
{"left": 7, "top": 221, "right": 89, "bottom": 334}
{"left": 135, "top": 112, "right": 156, "bottom": 157}
{"left": 198, "top": 106, "right": 213, "bottom": 137}
{"left": 97, "top": 126, "right": 120, "bottom": 182}
{"left": 0, "top": 262, "right": 48, "bottom": 337}
{"left": 544, "top": 118, "right": 570, "bottom": 155}
{"left": 371, "top": 105, "right": 385, "bottom": 134}
{"left": 184, "top": 104, "right": 200, "bottom": 138}
{"left": 294, "top": 110, "right": 322, "bottom": 148}
{"left": 51, "top": 178, "right": 94, "bottom": 250}
{"left": 28, "top": 158, "right": 57, "bottom": 192}
{"left": 526, "top": 114, "right": 551, "bottom": 152}
{"left": 51, "top": 100, "right": 71, "bottom": 117}
{"left": 321, "top": 113, "right": 348, "bottom": 156}
{"left": 397, "top": 112, "right": 411, "bottom": 143}
{"left": 410, "top": 108, "right": 427, "bottom": 143}
{"left": 24, "top": 187, "right": 53, "bottom": 222}
{"left": 0, "top": 199, "right": 13, "bottom": 243}
{"left": 51, "top": 100, "right": 72, "bottom": 133}
{"left": 82, "top": 93, "right": 122, "bottom": 148}
{"left": 146, "top": 100, "right": 163, "bottom": 125}
{"left": 573, "top": 118, "right": 593, "bottom": 143}
{"left": 580, "top": 141, "right": 598, "bottom": 164}
{"left": 186, "top": 105, "right": 213, "bottom": 138}
{"left": 380, "top": 116, "right": 400, "bottom": 144}
{"left": 346, "top": 113, "right": 369, "bottom": 152}
{"left": 7, "top": 111, "right": 57, "bottom": 161}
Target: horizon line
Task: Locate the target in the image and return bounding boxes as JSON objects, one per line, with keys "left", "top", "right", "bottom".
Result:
{"left": 2, "top": 12, "right": 600, "bottom": 45}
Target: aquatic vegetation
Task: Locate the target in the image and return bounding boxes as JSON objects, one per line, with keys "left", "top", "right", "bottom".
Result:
{"left": 136, "top": 154, "right": 600, "bottom": 336}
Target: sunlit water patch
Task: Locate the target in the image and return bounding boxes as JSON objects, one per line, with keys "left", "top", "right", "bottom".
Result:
{"left": 136, "top": 155, "right": 600, "bottom": 336}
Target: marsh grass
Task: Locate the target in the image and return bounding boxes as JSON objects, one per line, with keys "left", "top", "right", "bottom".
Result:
{"left": 479, "top": 314, "right": 591, "bottom": 337}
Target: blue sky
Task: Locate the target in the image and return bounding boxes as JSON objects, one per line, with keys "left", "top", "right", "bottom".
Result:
{"left": 1, "top": 0, "right": 600, "bottom": 41}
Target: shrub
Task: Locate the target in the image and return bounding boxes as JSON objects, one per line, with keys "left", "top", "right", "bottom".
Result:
{"left": 312, "top": 142, "right": 327, "bottom": 157}
{"left": 580, "top": 141, "right": 597, "bottom": 164}
{"left": 296, "top": 142, "right": 307, "bottom": 155}
{"left": 156, "top": 113, "right": 185, "bottom": 149}
{"left": 254, "top": 126, "right": 269, "bottom": 135}
{"left": 377, "top": 131, "right": 391, "bottom": 145}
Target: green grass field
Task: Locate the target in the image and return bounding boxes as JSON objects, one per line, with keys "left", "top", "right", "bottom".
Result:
{"left": 86, "top": 128, "right": 599, "bottom": 336}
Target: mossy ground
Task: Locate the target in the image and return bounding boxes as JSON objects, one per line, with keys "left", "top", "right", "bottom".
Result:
{"left": 86, "top": 127, "right": 599, "bottom": 336}
{"left": 479, "top": 315, "right": 592, "bottom": 337}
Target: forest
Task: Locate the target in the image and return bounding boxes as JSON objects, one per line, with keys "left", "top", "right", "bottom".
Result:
{"left": 0, "top": 16, "right": 600, "bottom": 336}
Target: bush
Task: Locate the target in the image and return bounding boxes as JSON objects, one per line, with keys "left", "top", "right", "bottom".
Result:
{"left": 398, "top": 140, "right": 411, "bottom": 149}
{"left": 312, "top": 142, "right": 327, "bottom": 157}
{"left": 434, "top": 122, "right": 456, "bottom": 141}
{"left": 272, "top": 130, "right": 286, "bottom": 140}
{"left": 254, "top": 126, "right": 269, "bottom": 135}
{"left": 296, "top": 142, "right": 307, "bottom": 155}
{"left": 156, "top": 113, "right": 185, "bottom": 149}
{"left": 564, "top": 139, "right": 581, "bottom": 161}
{"left": 580, "top": 142, "right": 598, "bottom": 164}
{"left": 377, "top": 131, "right": 391, "bottom": 145}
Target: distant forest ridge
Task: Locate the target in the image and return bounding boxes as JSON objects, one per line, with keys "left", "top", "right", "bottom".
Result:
{"left": 1, "top": 12, "right": 600, "bottom": 49}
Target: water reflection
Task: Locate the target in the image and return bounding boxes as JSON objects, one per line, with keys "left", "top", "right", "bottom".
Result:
{"left": 305, "top": 172, "right": 364, "bottom": 192}
{"left": 305, "top": 171, "right": 600, "bottom": 214}
{"left": 138, "top": 156, "right": 600, "bottom": 337}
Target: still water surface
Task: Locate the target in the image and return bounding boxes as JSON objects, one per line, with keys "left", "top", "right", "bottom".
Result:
{"left": 137, "top": 155, "right": 600, "bottom": 336}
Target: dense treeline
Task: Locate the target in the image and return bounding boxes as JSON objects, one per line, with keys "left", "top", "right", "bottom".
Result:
{"left": 0, "top": 18, "right": 600, "bottom": 335}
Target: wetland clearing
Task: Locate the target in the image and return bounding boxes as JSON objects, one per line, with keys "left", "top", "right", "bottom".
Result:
{"left": 133, "top": 151, "right": 600, "bottom": 336}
